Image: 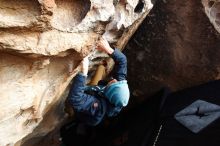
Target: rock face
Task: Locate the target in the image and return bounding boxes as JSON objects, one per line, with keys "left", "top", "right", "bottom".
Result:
{"left": 0, "top": 0, "right": 154, "bottom": 146}
{"left": 124, "top": 0, "right": 220, "bottom": 103}
{"left": 202, "top": 0, "right": 220, "bottom": 34}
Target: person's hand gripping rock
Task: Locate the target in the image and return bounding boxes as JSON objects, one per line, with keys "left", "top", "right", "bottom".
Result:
{"left": 97, "top": 37, "right": 114, "bottom": 55}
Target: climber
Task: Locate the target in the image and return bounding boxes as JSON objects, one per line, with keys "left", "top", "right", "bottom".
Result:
{"left": 67, "top": 37, "right": 130, "bottom": 126}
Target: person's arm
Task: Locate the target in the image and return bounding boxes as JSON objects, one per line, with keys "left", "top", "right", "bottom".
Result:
{"left": 68, "top": 73, "right": 105, "bottom": 126}
{"left": 96, "top": 37, "right": 127, "bottom": 81}
{"left": 110, "top": 48, "right": 127, "bottom": 81}
{"left": 68, "top": 58, "right": 103, "bottom": 116}
{"left": 68, "top": 73, "right": 88, "bottom": 109}
{"left": 68, "top": 57, "right": 89, "bottom": 108}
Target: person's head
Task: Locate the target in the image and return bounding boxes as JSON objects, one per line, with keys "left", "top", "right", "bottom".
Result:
{"left": 104, "top": 79, "right": 130, "bottom": 107}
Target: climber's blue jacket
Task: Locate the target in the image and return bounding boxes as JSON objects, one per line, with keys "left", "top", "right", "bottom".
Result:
{"left": 68, "top": 49, "right": 128, "bottom": 126}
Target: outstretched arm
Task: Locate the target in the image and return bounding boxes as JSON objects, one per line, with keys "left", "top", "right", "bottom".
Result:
{"left": 68, "top": 58, "right": 104, "bottom": 126}
{"left": 68, "top": 57, "right": 90, "bottom": 109}
{"left": 110, "top": 48, "right": 127, "bottom": 81}
{"left": 97, "top": 37, "right": 127, "bottom": 81}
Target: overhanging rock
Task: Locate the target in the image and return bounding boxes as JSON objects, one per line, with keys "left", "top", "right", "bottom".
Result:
{"left": 0, "top": 0, "right": 154, "bottom": 145}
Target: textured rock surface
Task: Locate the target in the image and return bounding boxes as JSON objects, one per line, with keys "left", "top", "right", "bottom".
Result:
{"left": 0, "top": 0, "right": 154, "bottom": 146}
{"left": 124, "top": 0, "right": 220, "bottom": 104}
{"left": 202, "top": 0, "right": 220, "bottom": 33}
